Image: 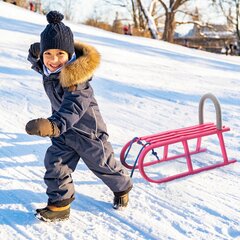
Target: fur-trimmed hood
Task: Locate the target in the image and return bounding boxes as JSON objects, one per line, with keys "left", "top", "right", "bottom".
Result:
{"left": 59, "top": 41, "right": 101, "bottom": 88}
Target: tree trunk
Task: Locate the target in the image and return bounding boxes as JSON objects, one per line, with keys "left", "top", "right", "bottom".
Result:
{"left": 162, "top": 11, "right": 176, "bottom": 42}
{"left": 131, "top": 0, "right": 138, "bottom": 28}
{"left": 158, "top": 0, "right": 189, "bottom": 42}
{"left": 137, "top": 0, "right": 159, "bottom": 39}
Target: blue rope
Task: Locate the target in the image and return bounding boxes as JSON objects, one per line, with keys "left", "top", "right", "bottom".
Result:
{"left": 123, "top": 137, "right": 139, "bottom": 164}
{"left": 123, "top": 138, "right": 160, "bottom": 178}
{"left": 130, "top": 140, "right": 150, "bottom": 178}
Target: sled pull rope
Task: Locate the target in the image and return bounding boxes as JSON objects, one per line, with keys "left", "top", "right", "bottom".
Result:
{"left": 198, "top": 93, "right": 222, "bottom": 130}
{"left": 130, "top": 140, "right": 150, "bottom": 178}
{"left": 123, "top": 137, "right": 139, "bottom": 163}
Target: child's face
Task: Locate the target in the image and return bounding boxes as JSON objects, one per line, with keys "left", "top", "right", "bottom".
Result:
{"left": 43, "top": 49, "right": 69, "bottom": 72}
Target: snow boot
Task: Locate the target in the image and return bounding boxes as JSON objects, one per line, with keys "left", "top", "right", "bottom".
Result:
{"left": 113, "top": 192, "right": 129, "bottom": 210}
{"left": 35, "top": 205, "right": 70, "bottom": 222}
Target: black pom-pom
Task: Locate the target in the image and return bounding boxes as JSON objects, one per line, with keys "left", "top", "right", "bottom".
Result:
{"left": 46, "top": 11, "right": 64, "bottom": 24}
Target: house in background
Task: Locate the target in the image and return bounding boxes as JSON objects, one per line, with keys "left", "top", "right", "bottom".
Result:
{"left": 174, "top": 23, "right": 238, "bottom": 55}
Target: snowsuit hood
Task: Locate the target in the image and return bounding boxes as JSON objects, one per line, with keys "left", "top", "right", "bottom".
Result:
{"left": 60, "top": 41, "right": 101, "bottom": 88}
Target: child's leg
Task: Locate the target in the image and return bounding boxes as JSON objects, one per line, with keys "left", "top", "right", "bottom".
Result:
{"left": 74, "top": 135, "right": 133, "bottom": 194}
{"left": 44, "top": 136, "right": 80, "bottom": 206}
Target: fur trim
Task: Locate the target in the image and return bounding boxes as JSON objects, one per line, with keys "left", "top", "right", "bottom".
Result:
{"left": 59, "top": 41, "right": 101, "bottom": 88}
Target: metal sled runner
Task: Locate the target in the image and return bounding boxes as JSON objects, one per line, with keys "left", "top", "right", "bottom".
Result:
{"left": 120, "top": 93, "right": 236, "bottom": 183}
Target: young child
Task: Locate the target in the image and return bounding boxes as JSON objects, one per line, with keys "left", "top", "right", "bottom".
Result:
{"left": 26, "top": 11, "right": 133, "bottom": 222}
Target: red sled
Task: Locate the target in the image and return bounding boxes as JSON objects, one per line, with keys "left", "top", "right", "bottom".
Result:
{"left": 120, "top": 93, "right": 237, "bottom": 183}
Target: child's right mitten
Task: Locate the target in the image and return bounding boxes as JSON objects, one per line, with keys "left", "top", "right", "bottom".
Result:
{"left": 25, "top": 118, "right": 60, "bottom": 137}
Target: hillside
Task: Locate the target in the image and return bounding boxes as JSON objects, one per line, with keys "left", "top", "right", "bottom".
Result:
{"left": 0, "top": 2, "right": 239, "bottom": 240}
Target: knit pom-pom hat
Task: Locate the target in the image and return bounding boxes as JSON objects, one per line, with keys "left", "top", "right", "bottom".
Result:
{"left": 40, "top": 11, "right": 74, "bottom": 57}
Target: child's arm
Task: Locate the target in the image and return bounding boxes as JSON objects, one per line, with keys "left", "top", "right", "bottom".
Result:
{"left": 48, "top": 83, "right": 92, "bottom": 135}
{"left": 25, "top": 83, "right": 93, "bottom": 138}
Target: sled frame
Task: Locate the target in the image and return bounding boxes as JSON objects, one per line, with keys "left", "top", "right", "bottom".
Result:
{"left": 120, "top": 93, "right": 237, "bottom": 183}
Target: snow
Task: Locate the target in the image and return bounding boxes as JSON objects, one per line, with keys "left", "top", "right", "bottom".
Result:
{"left": 0, "top": 2, "right": 240, "bottom": 240}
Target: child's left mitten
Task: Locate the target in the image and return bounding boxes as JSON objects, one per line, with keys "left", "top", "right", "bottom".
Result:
{"left": 25, "top": 118, "right": 60, "bottom": 137}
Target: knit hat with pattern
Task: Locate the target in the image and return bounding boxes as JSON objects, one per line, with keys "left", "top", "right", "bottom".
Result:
{"left": 40, "top": 11, "right": 74, "bottom": 57}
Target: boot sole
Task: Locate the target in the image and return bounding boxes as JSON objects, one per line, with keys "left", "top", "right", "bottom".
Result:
{"left": 34, "top": 212, "right": 69, "bottom": 222}
{"left": 112, "top": 205, "right": 127, "bottom": 211}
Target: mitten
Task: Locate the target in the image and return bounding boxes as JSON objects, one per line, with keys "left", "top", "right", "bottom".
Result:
{"left": 25, "top": 118, "right": 60, "bottom": 137}
{"left": 29, "top": 42, "right": 40, "bottom": 59}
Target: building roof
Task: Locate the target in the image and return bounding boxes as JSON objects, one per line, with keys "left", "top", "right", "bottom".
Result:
{"left": 175, "top": 23, "right": 235, "bottom": 39}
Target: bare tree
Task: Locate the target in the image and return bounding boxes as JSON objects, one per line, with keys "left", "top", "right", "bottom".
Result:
{"left": 158, "top": 0, "right": 190, "bottom": 43}
{"left": 130, "top": 0, "right": 138, "bottom": 28}
{"left": 213, "top": 0, "right": 240, "bottom": 43}
{"left": 103, "top": 0, "right": 139, "bottom": 27}
{"left": 137, "top": 0, "right": 159, "bottom": 39}
{"left": 104, "top": 0, "right": 193, "bottom": 41}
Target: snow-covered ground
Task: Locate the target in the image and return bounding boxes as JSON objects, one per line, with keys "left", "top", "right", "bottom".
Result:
{"left": 0, "top": 2, "right": 239, "bottom": 240}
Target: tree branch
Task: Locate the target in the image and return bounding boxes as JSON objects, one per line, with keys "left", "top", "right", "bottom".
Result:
{"left": 157, "top": 0, "right": 168, "bottom": 13}
{"left": 175, "top": 21, "right": 214, "bottom": 29}
{"left": 172, "top": 0, "right": 190, "bottom": 12}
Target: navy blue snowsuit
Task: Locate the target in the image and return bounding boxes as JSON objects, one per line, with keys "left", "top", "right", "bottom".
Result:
{"left": 28, "top": 41, "right": 132, "bottom": 207}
